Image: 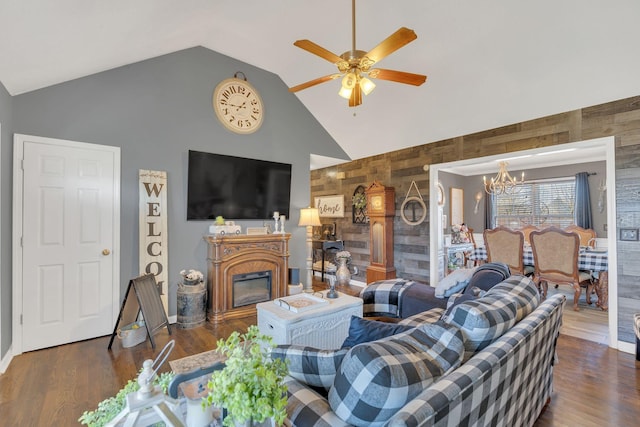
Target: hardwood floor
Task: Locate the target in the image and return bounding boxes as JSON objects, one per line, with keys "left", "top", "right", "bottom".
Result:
{"left": 547, "top": 286, "right": 609, "bottom": 345}
{"left": 1, "top": 281, "right": 638, "bottom": 426}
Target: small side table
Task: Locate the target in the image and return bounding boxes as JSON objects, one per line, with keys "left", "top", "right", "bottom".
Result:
{"left": 257, "top": 291, "right": 362, "bottom": 349}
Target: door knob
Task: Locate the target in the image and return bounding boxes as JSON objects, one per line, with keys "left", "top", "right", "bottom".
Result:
{"left": 102, "top": 249, "right": 111, "bottom": 256}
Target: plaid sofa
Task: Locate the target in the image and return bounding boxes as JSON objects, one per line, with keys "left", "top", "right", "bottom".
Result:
{"left": 279, "top": 276, "right": 565, "bottom": 426}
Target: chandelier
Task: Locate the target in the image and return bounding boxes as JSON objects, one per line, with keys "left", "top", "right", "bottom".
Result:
{"left": 483, "top": 161, "right": 524, "bottom": 195}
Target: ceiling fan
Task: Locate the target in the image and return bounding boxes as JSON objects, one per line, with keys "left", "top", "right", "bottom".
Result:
{"left": 289, "top": 0, "right": 427, "bottom": 107}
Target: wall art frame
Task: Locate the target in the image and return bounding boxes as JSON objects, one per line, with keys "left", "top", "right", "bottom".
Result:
{"left": 314, "top": 195, "right": 345, "bottom": 218}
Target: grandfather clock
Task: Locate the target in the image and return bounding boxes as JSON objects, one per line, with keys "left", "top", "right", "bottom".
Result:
{"left": 365, "top": 181, "right": 396, "bottom": 283}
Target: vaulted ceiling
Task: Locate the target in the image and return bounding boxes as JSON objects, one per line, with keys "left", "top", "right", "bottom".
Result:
{"left": 2, "top": 0, "right": 640, "bottom": 164}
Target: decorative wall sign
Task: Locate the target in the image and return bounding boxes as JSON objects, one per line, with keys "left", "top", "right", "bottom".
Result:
{"left": 314, "top": 195, "right": 345, "bottom": 218}
{"left": 139, "top": 170, "right": 169, "bottom": 315}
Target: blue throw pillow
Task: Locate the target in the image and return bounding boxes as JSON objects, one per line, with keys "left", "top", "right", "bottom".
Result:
{"left": 341, "top": 316, "right": 413, "bottom": 348}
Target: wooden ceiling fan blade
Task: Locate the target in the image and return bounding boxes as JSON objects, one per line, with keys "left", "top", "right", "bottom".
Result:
{"left": 348, "top": 83, "right": 362, "bottom": 107}
{"left": 364, "top": 27, "right": 418, "bottom": 64}
{"left": 368, "top": 68, "right": 427, "bottom": 86}
{"left": 289, "top": 74, "right": 341, "bottom": 93}
{"left": 294, "top": 40, "right": 345, "bottom": 65}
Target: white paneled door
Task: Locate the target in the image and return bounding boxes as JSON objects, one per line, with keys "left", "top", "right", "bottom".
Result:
{"left": 15, "top": 135, "right": 120, "bottom": 352}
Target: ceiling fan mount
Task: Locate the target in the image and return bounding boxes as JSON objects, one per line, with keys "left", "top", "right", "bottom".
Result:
{"left": 289, "top": 0, "right": 427, "bottom": 107}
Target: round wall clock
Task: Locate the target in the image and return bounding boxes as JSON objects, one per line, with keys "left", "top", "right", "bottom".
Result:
{"left": 213, "top": 75, "right": 264, "bottom": 134}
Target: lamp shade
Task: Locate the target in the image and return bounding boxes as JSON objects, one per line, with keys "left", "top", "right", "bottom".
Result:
{"left": 298, "top": 207, "right": 321, "bottom": 227}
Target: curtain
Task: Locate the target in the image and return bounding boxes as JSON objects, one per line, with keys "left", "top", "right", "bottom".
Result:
{"left": 574, "top": 172, "right": 593, "bottom": 229}
{"left": 484, "top": 191, "right": 493, "bottom": 229}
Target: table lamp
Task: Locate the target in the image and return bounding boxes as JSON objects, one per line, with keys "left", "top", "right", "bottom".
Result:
{"left": 298, "top": 207, "right": 322, "bottom": 292}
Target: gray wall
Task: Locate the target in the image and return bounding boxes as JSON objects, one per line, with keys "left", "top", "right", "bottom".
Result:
{"left": 0, "top": 81, "right": 13, "bottom": 357}
{"left": 442, "top": 161, "right": 608, "bottom": 237}
{"left": 3, "top": 47, "right": 347, "bottom": 359}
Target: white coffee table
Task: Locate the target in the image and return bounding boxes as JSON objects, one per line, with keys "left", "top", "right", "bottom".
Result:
{"left": 257, "top": 291, "right": 363, "bottom": 349}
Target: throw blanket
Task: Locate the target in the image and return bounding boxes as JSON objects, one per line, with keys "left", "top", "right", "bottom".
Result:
{"left": 475, "top": 262, "right": 510, "bottom": 279}
{"left": 360, "top": 279, "right": 416, "bottom": 317}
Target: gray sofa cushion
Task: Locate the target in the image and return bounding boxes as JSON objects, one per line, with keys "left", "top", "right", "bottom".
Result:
{"left": 328, "top": 321, "right": 464, "bottom": 427}
{"left": 398, "top": 307, "right": 445, "bottom": 327}
{"left": 271, "top": 345, "right": 349, "bottom": 391}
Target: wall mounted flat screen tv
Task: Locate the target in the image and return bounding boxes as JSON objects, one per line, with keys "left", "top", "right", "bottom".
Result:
{"left": 187, "top": 150, "right": 292, "bottom": 220}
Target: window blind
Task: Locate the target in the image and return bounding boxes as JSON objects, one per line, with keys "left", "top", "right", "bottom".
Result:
{"left": 491, "top": 177, "right": 576, "bottom": 228}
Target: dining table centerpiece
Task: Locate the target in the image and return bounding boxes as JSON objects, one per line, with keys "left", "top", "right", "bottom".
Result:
{"left": 451, "top": 223, "right": 470, "bottom": 244}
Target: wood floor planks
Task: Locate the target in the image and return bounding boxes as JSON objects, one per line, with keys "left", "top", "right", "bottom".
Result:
{"left": 0, "top": 281, "right": 638, "bottom": 426}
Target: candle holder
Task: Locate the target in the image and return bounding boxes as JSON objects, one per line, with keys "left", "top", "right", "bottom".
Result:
{"left": 326, "top": 275, "right": 339, "bottom": 299}
{"left": 273, "top": 211, "right": 280, "bottom": 233}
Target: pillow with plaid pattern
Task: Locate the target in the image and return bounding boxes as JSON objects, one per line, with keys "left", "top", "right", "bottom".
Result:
{"left": 441, "top": 291, "right": 520, "bottom": 361}
{"left": 271, "top": 345, "right": 349, "bottom": 391}
{"left": 328, "top": 321, "right": 464, "bottom": 426}
{"left": 485, "top": 275, "right": 540, "bottom": 321}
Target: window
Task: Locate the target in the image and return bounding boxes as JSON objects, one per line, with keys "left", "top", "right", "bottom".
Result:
{"left": 491, "top": 177, "right": 575, "bottom": 228}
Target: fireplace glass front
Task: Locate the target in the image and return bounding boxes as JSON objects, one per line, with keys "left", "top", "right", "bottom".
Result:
{"left": 232, "top": 270, "right": 272, "bottom": 308}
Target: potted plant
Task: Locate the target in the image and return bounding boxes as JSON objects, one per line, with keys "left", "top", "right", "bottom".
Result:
{"left": 205, "top": 325, "right": 289, "bottom": 427}
{"left": 78, "top": 371, "right": 174, "bottom": 427}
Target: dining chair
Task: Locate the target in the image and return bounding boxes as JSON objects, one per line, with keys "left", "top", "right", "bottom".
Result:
{"left": 463, "top": 227, "right": 479, "bottom": 267}
{"left": 519, "top": 225, "right": 539, "bottom": 246}
{"left": 529, "top": 227, "right": 597, "bottom": 311}
{"left": 565, "top": 225, "right": 597, "bottom": 248}
{"left": 564, "top": 225, "right": 599, "bottom": 298}
{"left": 483, "top": 226, "right": 525, "bottom": 275}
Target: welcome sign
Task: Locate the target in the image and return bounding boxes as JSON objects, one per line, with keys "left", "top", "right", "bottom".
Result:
{"left": 139, "top": 170, "right": 169, "bottom": 314}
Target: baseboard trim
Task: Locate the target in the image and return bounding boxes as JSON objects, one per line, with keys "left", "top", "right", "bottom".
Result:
{"left": 617, "top": 340, "right": 635, "bottom": 355}
{"left": 0, "top": 345, "right": 14, "bottom": 374}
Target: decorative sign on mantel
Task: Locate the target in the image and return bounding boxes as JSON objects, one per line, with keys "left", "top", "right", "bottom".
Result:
{"left": 139, "top": 170, "right": 169, "bottom": 315}
{"left": 314, "top": 195, "right": 345, "bottom": 218}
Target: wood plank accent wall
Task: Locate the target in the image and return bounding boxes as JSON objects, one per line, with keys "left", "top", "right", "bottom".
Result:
{"left": 311, "top": 95, "right": 640, "bottom": 343}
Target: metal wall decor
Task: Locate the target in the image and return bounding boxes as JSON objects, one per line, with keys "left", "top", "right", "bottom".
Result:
{"left": 352, "top": 185, "right": 368, "bottom": 224}
{"left": 401, "top": 181, "right": 427, "bottom": 226}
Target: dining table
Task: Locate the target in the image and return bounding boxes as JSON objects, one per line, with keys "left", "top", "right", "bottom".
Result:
{"left": 469, "top": 246, "right": 609, "bottom": 311}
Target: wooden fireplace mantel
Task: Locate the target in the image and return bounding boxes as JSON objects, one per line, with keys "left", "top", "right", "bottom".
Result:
{"left": 204, "top": 233, "right": 290, "bottom": 324}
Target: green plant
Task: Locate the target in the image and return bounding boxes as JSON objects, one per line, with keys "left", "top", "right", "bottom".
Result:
{"left": 352, "top": 192, "right": 367, "bottom": 210}
{"left": 78, "top": 370, "right": 174, "bottom": 427}
{"left": 205, "top": 325, "right": 289, "bottom": 426}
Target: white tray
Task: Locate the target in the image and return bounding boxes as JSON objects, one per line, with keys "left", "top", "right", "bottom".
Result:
{"left": 273, "top": 293, "right": 328, "bottom": 313}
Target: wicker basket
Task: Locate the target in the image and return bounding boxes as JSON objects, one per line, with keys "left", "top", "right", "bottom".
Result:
{"left": 118, "top": 320, "right": 147, "bottom": 348}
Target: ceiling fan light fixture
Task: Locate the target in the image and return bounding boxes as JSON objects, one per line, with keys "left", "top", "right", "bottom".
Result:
{"left": 342, "top": 72, "right": 357, "bottom": 90}
{"left": 338, "top": 85, "right": 353, "bottom": 99}
{"left": 360, "top": 76, "right": 376, "bottom": 95}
